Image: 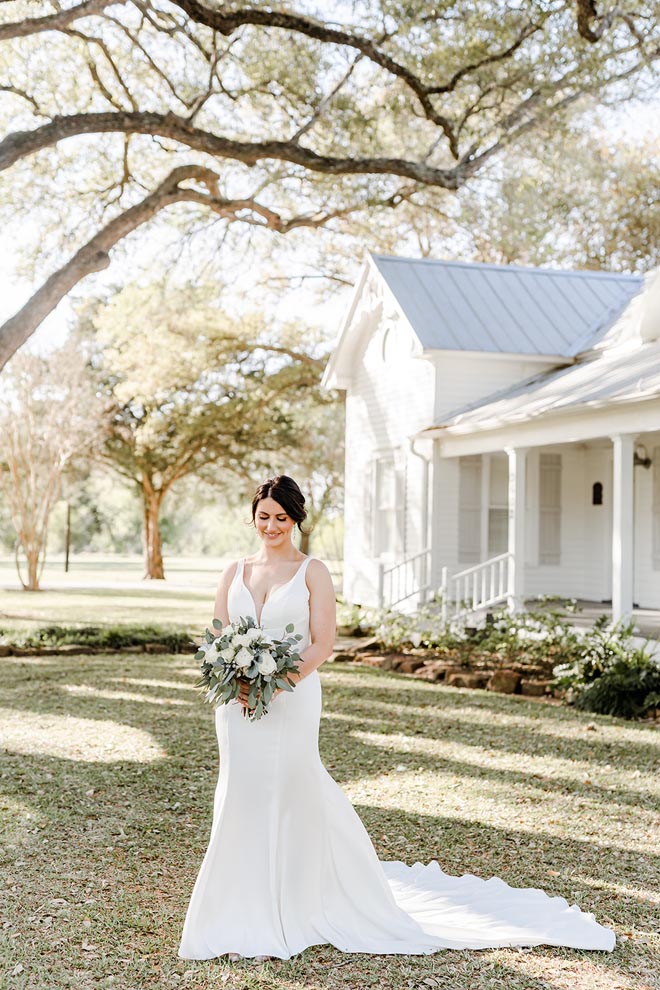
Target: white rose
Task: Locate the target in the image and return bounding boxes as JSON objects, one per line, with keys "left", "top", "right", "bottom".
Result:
{"left": 233, "top": 633, "right": 251, "bottom": 648}
{"left": 257, "top": 653, "right": 277, "bottom": 676}
{"left": 200, "top": 641, "right": 220, "bottom": 661}
{"left": 234, "top": 646, "right": 254, "bottom": 670}
{"left": 246, "top": 627, "right": 262, "bottom": 644}
{"left": 220, "top": 647, "right": 235, "bottom": 661}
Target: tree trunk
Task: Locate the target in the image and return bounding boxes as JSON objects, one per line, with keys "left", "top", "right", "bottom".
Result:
{"left": 299, "top": 526, "right": 311, "bottom": 556}
{"left": 141, "top": 481, "right": 165, "bottom": 580}
{"left": 26, "top": 549, "right": 40, "bottom": 591}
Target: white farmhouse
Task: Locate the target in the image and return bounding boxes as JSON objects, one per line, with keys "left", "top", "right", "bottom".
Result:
{"left": 322, "top": 253, "right": 660, "bottom": 622}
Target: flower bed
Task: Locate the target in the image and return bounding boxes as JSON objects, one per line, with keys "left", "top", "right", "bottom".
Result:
{"left": 335, "top": 598, "right": 660, "bottom": 719}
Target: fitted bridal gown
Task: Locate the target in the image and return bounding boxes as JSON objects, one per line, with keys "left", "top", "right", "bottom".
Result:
{"left": 178, "top": 555, "right": 615, "bottom": 960}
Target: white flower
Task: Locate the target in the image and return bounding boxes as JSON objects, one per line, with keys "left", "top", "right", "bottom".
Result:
{"left": 220, "top": 647, "right": 235, "bottom": 661}
{"left": 257, "top": 653, "right": 277, "bottom": 675}
{"left": 200, "top": 641, "right": 220, "bottom": 662}
{"left": 246, "top": 627, "right": 263, "bottom": 644}
{"left": 233, "top": 633, "right": 251, "bottom": 648}
{"left": 409, "top": 631, "right": 422, "bottom": 648}
{"left": 234, "top": 646, "right": 254, "bottom": 669}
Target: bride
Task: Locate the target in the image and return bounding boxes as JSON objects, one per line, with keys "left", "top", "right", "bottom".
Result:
{"left": 178, "top": 474, "right": 615, "bottom": 961}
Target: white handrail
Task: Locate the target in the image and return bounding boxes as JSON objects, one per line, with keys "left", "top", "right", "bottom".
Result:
{"left": 441, "top": 552, "right": 511, "bottom": 621}
{"left": 378, "top": 548, "right": 432, "bottom": 607}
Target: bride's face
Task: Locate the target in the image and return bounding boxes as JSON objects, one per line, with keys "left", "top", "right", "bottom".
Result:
{"left": 255, "top": 497, "right": 295, "bottom": 547}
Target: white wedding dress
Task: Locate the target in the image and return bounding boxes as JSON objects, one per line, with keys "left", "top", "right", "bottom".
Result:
{"left": 178, "top": 555, "right": 615, "bottom": 960}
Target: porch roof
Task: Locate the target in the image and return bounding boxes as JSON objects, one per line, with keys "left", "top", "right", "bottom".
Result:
{"left": 428, "top": 339, "right": 660, "bottom": 438}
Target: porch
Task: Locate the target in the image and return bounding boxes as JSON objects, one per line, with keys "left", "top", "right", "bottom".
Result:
{"left": 377, "top": 428, "right": 660, "bottom": 626}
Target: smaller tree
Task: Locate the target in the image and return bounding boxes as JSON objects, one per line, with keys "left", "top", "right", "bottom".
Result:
{"left": 0, "top": 340, "right": 104, "bottom": 590}
{"left": 84, "top": 282, "right": 328, "bottom": 579}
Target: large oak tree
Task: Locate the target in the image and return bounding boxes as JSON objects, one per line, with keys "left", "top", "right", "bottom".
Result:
{"left": 1, "top": 0, "right": 658, "bottom": 367}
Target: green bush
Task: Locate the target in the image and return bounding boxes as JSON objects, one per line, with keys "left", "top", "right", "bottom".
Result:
{"left": 553, "top": 616, "right": 660, "bottom": 718}
{"left": 0, "top": 623, "right": 192, "bottom": 652}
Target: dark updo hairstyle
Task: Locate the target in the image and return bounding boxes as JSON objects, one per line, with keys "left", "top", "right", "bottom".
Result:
{"left": 251, "top": 475, "right": 308, "bottom": 533}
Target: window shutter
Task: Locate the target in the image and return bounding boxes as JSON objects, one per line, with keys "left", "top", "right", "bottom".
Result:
{"left": 653, "top": 447, "right": 660, "bottom": 570}
{"left": 363, "top": 459, "right": 375, "bottom": 556}
{"left": 395, "top": 459, "right": 406, "bottom": 556}
{"left": 539, "top": 453, "right": 561, "bottom": 565}
{"left": 458, "top": 456, "right": 482, "bottom": 563}
{"left": 488, "top": 454, "right": 509, "bottom": 556}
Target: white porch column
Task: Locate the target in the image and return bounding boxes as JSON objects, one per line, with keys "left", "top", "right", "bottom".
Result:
{"left": 611, "top": 433, "right": 634, "bottom": 623}
{"left": 506, "top": 446, "right": 527, "bottom": 612}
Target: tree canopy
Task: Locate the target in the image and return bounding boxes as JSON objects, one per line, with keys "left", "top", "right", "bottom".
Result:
{"left": 1, "top": 0, "right": 658, "bottom": 366}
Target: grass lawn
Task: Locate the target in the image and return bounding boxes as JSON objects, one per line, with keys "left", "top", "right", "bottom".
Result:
{"left": 0, "top": 554, "right": 226, "bottom": 637}
{"left": 1, "top": 650, "right": 658, "bottom": 990}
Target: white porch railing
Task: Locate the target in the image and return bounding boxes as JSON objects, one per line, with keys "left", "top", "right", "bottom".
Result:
{"left": 377, "top": 548, "right": 432, "bottom": 608}
{"left": 440, "top": 552, "right": 511, "bottom": 621}
{"left": 376, "top": 548, "right": 512, "bottom": 618}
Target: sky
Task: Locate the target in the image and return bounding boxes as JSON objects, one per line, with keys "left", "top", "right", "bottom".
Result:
{"left": 1, "top": 96, "right": 658, "bottom": 360}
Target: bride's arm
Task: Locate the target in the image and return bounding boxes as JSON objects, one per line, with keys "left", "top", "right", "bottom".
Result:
{"left": 213, "top": 560, "right": 239, "bottom": 627}
{"left": 286, "top": 559, "right": 336, "bottom": 685}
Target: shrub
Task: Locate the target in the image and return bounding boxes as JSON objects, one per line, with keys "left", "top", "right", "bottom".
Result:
{"left": 0, "top": 623, "right": 192, "bottom": 652}
{"left": 553, "top": 617, "right": 660, "bottom": 718}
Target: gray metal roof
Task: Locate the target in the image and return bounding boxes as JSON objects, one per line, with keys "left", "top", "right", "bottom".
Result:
{"left": 371, "top": 254, "right": 644, "bottom": 357}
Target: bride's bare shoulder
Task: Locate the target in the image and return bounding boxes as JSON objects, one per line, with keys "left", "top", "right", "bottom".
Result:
{"left": 306, "top": 557, "right": 334, "bottom": 589}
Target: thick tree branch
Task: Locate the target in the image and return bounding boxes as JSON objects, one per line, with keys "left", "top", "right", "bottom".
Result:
{"left": 0, "top": 162, "right": 392, "bottom": 369}
{"left": 0, "top": 165, "right": 207, "bottom": 369}
{"left": 0, "top": 110, "right": 461, "bottom": 186}
{"left": 0, "top": 0, "right": 124, "bottom": 41}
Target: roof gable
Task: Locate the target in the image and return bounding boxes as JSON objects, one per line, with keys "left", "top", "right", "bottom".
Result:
{"left": 370, "top": 253, "right": 643, "bottom": 358}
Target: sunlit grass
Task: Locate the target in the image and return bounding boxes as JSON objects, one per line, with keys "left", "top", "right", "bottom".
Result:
{"left": 0, "top": 705, "right": 167, "bottom": 763}
{"left": 1, "top": 654, "right": 658, "bottom": 990}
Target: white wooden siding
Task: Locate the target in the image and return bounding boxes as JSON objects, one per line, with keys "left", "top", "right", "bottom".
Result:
{"left": 342, "top": 277, "right": 435, "bottom": 605}
{"left": 432, "top": 352, "right": 554, "bottom": 425}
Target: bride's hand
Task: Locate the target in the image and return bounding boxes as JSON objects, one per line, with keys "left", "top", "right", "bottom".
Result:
{"left": 236, "top": 680, "right": 250, "bottom": 708}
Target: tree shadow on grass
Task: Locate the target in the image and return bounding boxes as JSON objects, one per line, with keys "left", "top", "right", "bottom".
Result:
{"left": 321, "top": 664, "right": 660, "bottom": 769}
{"left": 2, "top": 654, "right": 659, "bottom": 819}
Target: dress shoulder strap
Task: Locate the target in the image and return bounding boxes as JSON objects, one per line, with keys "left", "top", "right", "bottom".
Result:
{"left": 229, "top": 557, "right": 245, "bottom": 586}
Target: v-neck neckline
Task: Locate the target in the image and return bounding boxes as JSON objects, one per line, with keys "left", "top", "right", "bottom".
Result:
{"left": 241, "top": 556, "right": 309, "bottom": 625}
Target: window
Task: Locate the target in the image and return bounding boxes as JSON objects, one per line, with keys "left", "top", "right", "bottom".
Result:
{"left": 539, "top": 453, "right": 561, "bottom": 565}
{"left": 653, "top": 447, "right": 660, "bottom": 570}
{"left": 369, "top": 455, "right": 405, "bottom": 557}
{"left": 488, "top": 454, "right": 509, "bottom": 555}
{"left": 592, "top": 481, "right": 603, "bottom": 506}
{"left": 458, "top": 455, "right": 482, "bottom": 563}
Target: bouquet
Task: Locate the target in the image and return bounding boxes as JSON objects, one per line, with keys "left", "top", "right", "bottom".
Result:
{"left": 194, "top": 614, "right": 302, "bottom": 721}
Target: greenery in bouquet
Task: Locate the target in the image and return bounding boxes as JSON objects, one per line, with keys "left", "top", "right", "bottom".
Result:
{"left": 194, "top": 615, "right": 302, "bottom": 721}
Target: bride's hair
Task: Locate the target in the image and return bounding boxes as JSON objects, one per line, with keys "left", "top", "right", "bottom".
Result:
{"left": 251, "top": 475, "right": 308, "bottom": 533}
